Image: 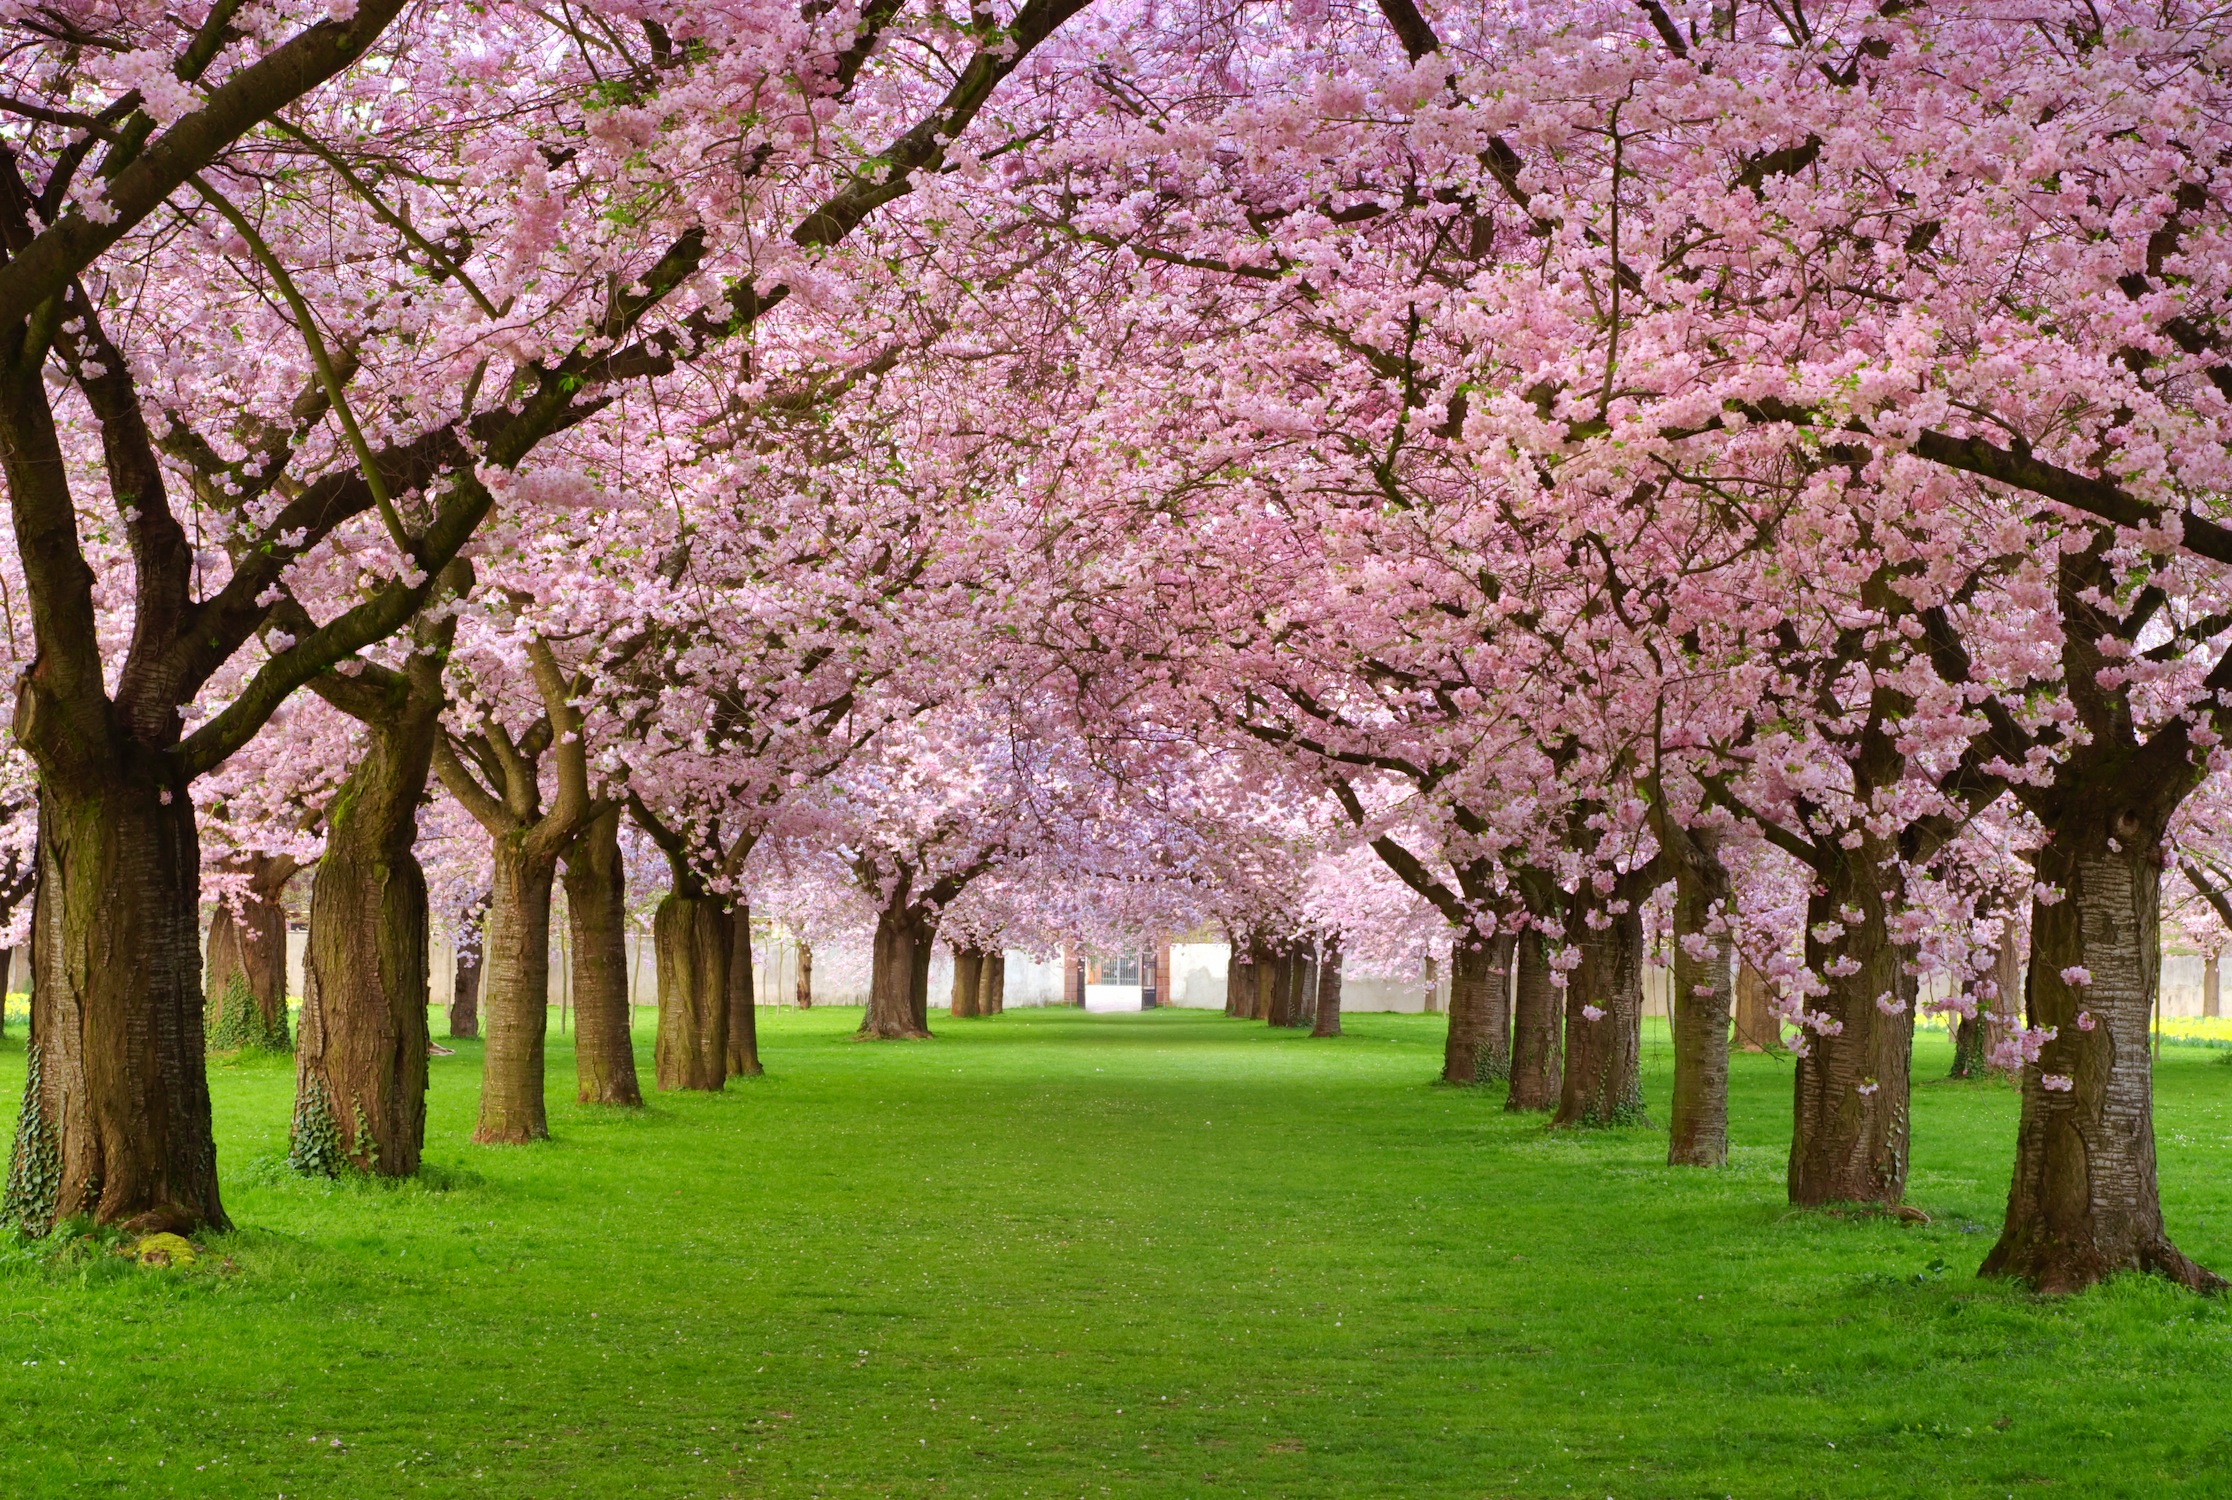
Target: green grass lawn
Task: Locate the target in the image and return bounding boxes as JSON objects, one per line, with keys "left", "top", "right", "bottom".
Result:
{"left": 2, "top": 1006, "right": 2230, "bottom": 1499}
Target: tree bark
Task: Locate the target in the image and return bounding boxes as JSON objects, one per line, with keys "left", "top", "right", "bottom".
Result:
{"left": 983, "top": 947, "right": 1005, "bottom": 1013}
{"left": 727, "top": 901, "right": 763, "bottom": 1076}
{"left": 2206, "top": 954, "right": 2221, "bottom": 1020}
{"left": 1224, "top": 942, "right": 1243, "bottom": 1016}
{"left": 562, "top": 807, "right": 641, "bottom": 1107}
{"left": 1981, "top": 838, "right": 2221, "bottom": 1293}
{"left": 1787, "top": 841, "right": 1914, "bottom": 1206}
{"left": 1555, "top": 895, "right": 1648, "bottom": 1128}
{"left": 3, "top": 782, "right": 225, "bottom": 1234}
{"left": 474, "top": 836, "right": 558, "bottom": 1143}
{"left": 1664, "top": 825, "right": 1734, "bottom": 1167}
{"left": 1507, "top": 930, "right": 1562, "bottom": 1112}
{"left": 861, "top": 901, "right": 931, "bottom": 1039}
{"left": 1667, "top": 910, "right": 1732, "bottom": 1164}
{"left": 1291, "top": 947, "right": 1318, "bottom": 1030}
{"left": 293, "top": 711, "right": 439, "bottom": 1177}
{"left": 1731, "top": 958, "right": 1782, "bottom": 1053}
{"left": 1949, "top": 1008, "right": 1989, "bottom": 1080}
{"left": 1310, "top": 938, "right": 1344, "bottom": 1037}
{"left": 951, "top": 946, "right": 983, "bottom": 1017}
{"left": 205, "top": 855, "right": 293, "bottom": 1052}
{"left": 653, "top": 889, "right": 728, "bottom": 1092}
{"left": 1442, "top": 933, "right": 1513, "bottom": 1084}
{"left": 794, "top": 938, "right": 813, "bottom": 1010}
{"left": 908, "top": 919, "right": 935, "bottom": 1032}
{"left": 449, "top": 931, "right": 483, "bottom": 1039}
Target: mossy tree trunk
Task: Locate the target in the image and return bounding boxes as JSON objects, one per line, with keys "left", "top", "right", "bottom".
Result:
{"left": 1982, "top": 810, "right": 2220, "bottom": 1292}
{"left": 4, "top": 780, "right": 225, "bottom": 1234}
{"left": 205, "top": 853, "right": 297, "bottom": 1052}
{"left": 562, "top": 806, "right": 641, "bottom": 1107}
{"left": 1787, "top": 837, "right": 1915, "bottom": 1206}
{"left": 652, "top": 878, "right": 729, "bottom": 1092}
{"left": 1507, "top": 929, "right": 1562, "bottom": 1111}
{"left": 1555, "top": 875, "right": 1650, "bottom": 1128}
{"left": 1442, "top": 933, "right": 1512, "bottom": 1084}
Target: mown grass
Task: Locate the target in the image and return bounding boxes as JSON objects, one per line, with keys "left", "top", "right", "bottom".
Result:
{"left": 1, "top": 1005, "right": 2229, "bottom": 1498}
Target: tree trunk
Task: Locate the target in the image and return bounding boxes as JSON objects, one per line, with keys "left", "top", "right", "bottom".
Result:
{"left": 1981, "top": 837, "right": 2221, "bottom": 1293}
{"left": 1442, "top": 934, "right": 1513, "bottom": 1085}
{"left": 1984, "top": 922, "right": 2021, "bottom": 1074}
{"left": 1555, "top": 896, "right": 1647, "bottom": 1128}
{"left": 474, "top": 837, "right": 558, "bottom": 1144}
{"left": 2206, "top": 954, "right": 2221, "bottom": 1020}
{"left": 727, "top": 901, "right": 763, "bottom": 1077}
{"left": 951, "top": 946, "right": 983, "bottom": 1017}
{"left": 1264, "top": 943, "right": 1293, "bottom": 1026}
{"left": 983, "top": 947, "right": 1005, "bottom": 1013}
{"left": 794, "top": 939, "right": 812, "bottom": 1009}
{"left": 3, "top": 781, "right": 225, "bottom": 1234}
{"left": 1310, "top": 938, "right": 1344, "bottom": 1037}
{"left": 861, "top": 902, "right": 930, "bottom": 1039}
{"left": 908, "top": 920, "right": 935, "bottom": 1032}
{"left": 293, "top": 705, "right": 439, "bottom": 1178}
{"left": 1787, "top": 843, "right": 1914, "bottom": 1205}
{"left": 1224, "top": 943, "right": 1243, "bottom": 1016}
{"left": 1422, "top": 953, "right": 1442, "bottom": 1014}
{"left": 450, "top": 937, "right": 482, "bottom": 1039}
{"left": 1731, "top": 959, "right": 1781, "bottom": 1052}
{"left": 653, "top": 889, "right": 728, "bottom": 1092}
{"left": 562, "top": 808, "right": 641, "bottom": 1107}
{"left": 1949, "top": 1009, "right": 1988, "bottom": 1080}
{"left": 1507, "top": 930, "right": 1562, "bottom": 1112}
{"left": 204, "top": 856, "right": 292, "bottom": 1052}
{"left": 1291, "top": 947, "right": 1318, "bottom": 1030}
{"left": 1665, "top": 826, "right": 1733, "bottom": 1166}
{"left": 1667, "top": 915, "right": 1732, "bottom": 1166}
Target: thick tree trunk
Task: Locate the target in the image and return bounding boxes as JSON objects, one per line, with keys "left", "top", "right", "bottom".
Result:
{"left": 1981, "top": 838, "right": 2221, "bottom": 1293}
{"left": 1442, "top": 934, "right": 1513, "bottom": 1085}
{"left": 653, "top": 889, "right": 728, "bottom": 1091}
{"left": 1667, "top": 929, "right": 1731, "bottom": 1168}
{"left": 1949, "top": 1009, "right": 1989, "bottom": 1080}
{"left": 293, "top": 711, "right": 440, "bottom": 1178}
{"left": 1731, "top": 958, "right": 1781, "bottom": 1052}
{"left": 205, "top": 857, "right": 292, "bottom": 1052}
{"left": 1224, "top": 944, "right": 1243, "bottom": 1016}
{"left": 861, "top": 903, "right": 930, "bottom": 1039}
{"left": 728, "top": 902, "right": 763, "bottom": 1076}
{"left": 983, "top": 947, "right": 1005, "bottom": 1013}
{"left": 1787, "top": 844, "right": 1914, "bottom": 1205}
{"left": 1291, "top": 947, "right": 1318, "bottom": 1030}
{"left": 951, "top": 946, "right": 983, "bottom": 1017}
{"left": 449, "top": 937, "right": 482, "bottom": 1039}
{"left": 1310, "top": 938, "right": 1344, "bottom": 1037}
{"left": 3, "top": 781, "right": 225, "bottom": 1234}
{"left": 1507, "top": 930, "right": 1562, "bottom": 1112}
{"left": 1555, "top": 899, "right": 1647, "bottom": 1127}
{"left": 474, "top": 837, "right": 558, "bottom": 1144}
{"left": 908, "top": 921, "right": 935, "bottom": 1033}
{"left": 1665, "top": 826, "right": 1734, "bottom": 1166}
{"left": 1264, "top": 943, "right": 1293, "bottom": 1026}
{"left": 562, "top": 808, "right": 641, "bottom": 1107}
{"left": 794, "top": 939, "right": 812, "bottom": 1009}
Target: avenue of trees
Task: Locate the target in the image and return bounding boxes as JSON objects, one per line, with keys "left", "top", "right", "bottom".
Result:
{"left": 2, "top": 0, "right": 2231, "bottom": 1300}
